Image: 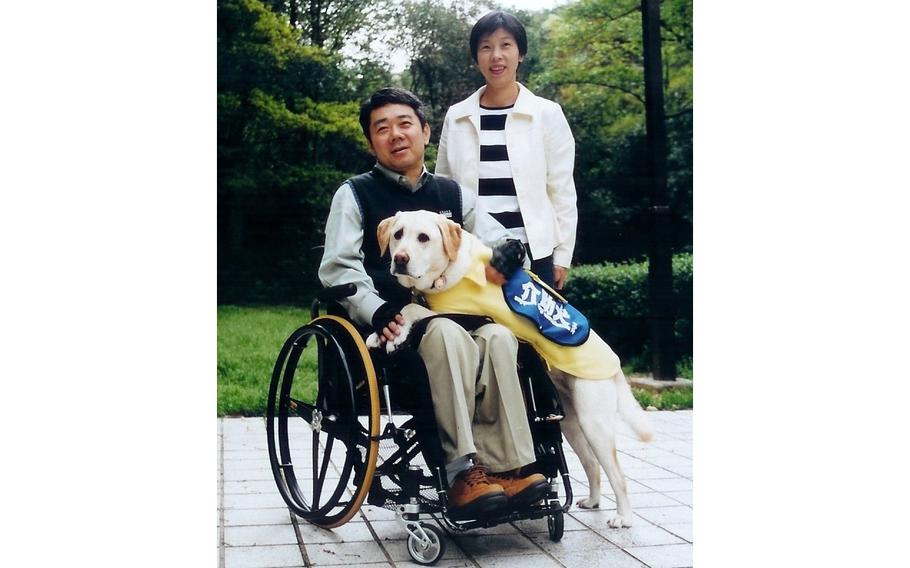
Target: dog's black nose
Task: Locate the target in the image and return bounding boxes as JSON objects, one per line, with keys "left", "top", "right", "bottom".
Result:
{"left": 393, "top": 252, "right": 409, "bottom": 273}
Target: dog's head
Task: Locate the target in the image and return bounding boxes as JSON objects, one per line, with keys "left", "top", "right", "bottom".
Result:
{"left": 376, "top": 210, "right": 462, "bottom": 292}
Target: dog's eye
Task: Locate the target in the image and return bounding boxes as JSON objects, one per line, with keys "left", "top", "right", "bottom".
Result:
{"left": 417, "top": 233, "right": 430, "bottom": 243}
{"left": 393, "top": 229, "right": 403, "bottom": 240}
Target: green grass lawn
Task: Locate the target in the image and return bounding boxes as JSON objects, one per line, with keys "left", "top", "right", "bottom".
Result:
{"left": 218, "top": 305, "right": 315, "bottom": 416}
{"left": 218, "top": 305, "right": 692, "bottom": 416}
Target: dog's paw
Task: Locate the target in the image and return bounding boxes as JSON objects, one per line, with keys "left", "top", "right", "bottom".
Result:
{"left": 365, "top": 332, "right": 382, "bottom": 349}
{"left": 606, "top": 514, "right": 634, "bottom": 528}
{"left": 576, "top": 497, "right": 600, "bottom": 509}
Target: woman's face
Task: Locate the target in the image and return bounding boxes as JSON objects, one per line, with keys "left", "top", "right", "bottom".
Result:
{"left": 475, "top": 27, "right": 523, "bottom": 89}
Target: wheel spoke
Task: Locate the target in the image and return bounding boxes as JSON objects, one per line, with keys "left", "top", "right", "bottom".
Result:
{"left": 313, "top": 434, "right": 335, "bottom": 507}
{"left": 266, "top": 316, "right": 380, "bottom": 528}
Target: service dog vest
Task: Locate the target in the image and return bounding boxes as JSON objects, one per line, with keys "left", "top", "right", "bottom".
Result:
{"left": 348, "top": 168, "right": 463, "bottom": 309}
{"left": 425, "top": 250, "right": 620, "bottom": 380}
{"left": 502, "top": 271, "right": 591, "bottom": 346}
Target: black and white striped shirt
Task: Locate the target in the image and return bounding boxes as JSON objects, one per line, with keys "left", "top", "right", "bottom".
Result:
{"left": 477, "top": 104, "right": 526, "bottom": 243}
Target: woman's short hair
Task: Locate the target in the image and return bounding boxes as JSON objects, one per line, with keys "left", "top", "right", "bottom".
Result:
{"left": 469, "top": 10, "right": 528, "bottom": 63}
{"left": 358, "top": 87, "right": 429, "bottom": 141}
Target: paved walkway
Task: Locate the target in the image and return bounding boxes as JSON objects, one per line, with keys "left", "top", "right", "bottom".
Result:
{"left": 218, "top": 411, "right": 692, "bottom": 568}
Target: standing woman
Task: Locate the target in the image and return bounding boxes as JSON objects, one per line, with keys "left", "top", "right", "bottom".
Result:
{"left": 436, "top": 10, "right": 577, "bottom": 290}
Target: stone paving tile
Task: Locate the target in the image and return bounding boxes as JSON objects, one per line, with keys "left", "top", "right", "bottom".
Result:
{"left": 384, "top": 536, "right": 468, "bottom": 563}
{"left": 626, "top": 543, "right": 693, "bottom": 568}
{"left": 224, "top": 491, "right": 289, "bottom": 509}
{"left": 554, "top": 549, "right": 649, "bottom": 568}
{"left": 512, "top": 514, "right": 586, "bottom": 533}
{"left": 660, "top": 523, "right": 692, "bottom": 542}
{"left": 358, "top": 504, "right": 399, "bottom": 521}
{"left": 474, "top": 553, "right": 564, "bottom": 567}
{"left": 219, "top": 411, "right": 693, "bottom": 567}
{"left": 224, "top": 524, "right": 298, "bottom": 547}
{"left": 223, "top": 468, "right": 278, "bottom": 482}
{"left": 451, "top": 533, "right": 541, "bottom": 558}
{"left": 628, "top": 491, "right": 684, "bottom": 508}
{"left": 224, "top": 544, "right": 304, "bottom": 568}
{"left": 528, "top": 532, "right": 647, "bottom": 568}
{"left": 396, "top": 559, "right": 473, "bottom": 568}
{"left": 569, "top": 474, "right": 654, "bottom": 495}
{"left": 366, "top": 519, "right": 410, "bottom": 541}
{"left": 223, "top": 506, "right": 293, "bottom": 527}
{"left": 223, "top": 449, "right": 274, "bottom": 461}
{"left": 224, "top": 479, "right": 287, "bottom": 495}
{"left": 527, "top": 529, "right": 618, "bottom": 555}
{"left": 569, "top": 508, "right": 645, "bottom": 530}
{"left": 304, "top": 540, "right": 388, "bottom": 566}
{"left": 623, "top": 464, "right": 687, "bottom": 480}
{"left": 663, "top": 491, "right": 692, "bottom": 506}
{"left": 635, "top": 477, "right": 693, "bottom": 493}
{"left": 633, "top": 505, "right": 693, "bottom": 526}
{"left": 595, "top": 524, "right": 687, "bottom": 547}
{"left": 296, "top": 519, "right": 376, "bottom": 543}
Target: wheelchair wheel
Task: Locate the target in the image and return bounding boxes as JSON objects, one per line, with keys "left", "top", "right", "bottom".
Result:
{"left": 267, "top": 315, "right": 380, "bottom": 528}
{"left": 406, "top": 522, "right": 446, "bottom": 565}
{"left": 548, "top": 509, "right": 564, "bottom": 542}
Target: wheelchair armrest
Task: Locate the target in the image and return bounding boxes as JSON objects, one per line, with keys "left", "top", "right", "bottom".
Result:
{"left": 312, "top": 284, "right": 357, "bottom": 319}
{"left": 317, "top": 283, "right": 357, "bottom": 302}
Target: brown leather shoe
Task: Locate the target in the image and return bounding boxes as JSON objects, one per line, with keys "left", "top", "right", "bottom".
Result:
{"left": 446, "top": 466, "right": 507, "bottom": 520}
{"left": 486, "top": 469, "right": 549, "bottom": 507}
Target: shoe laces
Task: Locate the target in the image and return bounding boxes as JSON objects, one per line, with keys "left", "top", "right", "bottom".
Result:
{"left": 490, "top": 469, "right": 518, "bottom": 480}
{"left": 461, "top": 466, "right": 490, "bottom": 487}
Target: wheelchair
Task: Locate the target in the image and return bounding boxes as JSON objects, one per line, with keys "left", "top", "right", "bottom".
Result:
{"left": 266, "top": 284, "right": 574, "bottom": 565}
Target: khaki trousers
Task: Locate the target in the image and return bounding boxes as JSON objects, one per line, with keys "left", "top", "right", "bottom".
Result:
{"left": 416, "top": 319, "right": 536, "bottom": 472}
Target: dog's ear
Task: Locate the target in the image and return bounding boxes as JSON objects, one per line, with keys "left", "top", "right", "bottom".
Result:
{"left": 377, "top": 215, "right": 396, "bottom": 256}
{"left": 437, "top": 217, "right": 462, "bottom": 261}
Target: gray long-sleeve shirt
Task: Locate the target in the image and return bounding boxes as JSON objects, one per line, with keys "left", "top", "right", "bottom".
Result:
{"left": 318, "top": 163, "right": 514, "bottom": 326}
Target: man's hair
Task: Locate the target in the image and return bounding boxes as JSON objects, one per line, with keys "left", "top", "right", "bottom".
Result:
{"left": 469, "top": 10, "right": 528, "bottom": 63}
{"left": 358, "top": 87, "right": 428, "bottom": 141}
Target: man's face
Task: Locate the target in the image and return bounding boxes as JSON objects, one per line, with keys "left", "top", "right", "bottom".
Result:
{"left": 367, "top": 103, "right": 430, "bottom": 178}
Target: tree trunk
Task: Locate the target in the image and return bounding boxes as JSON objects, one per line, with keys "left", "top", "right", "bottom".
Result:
{"left": 641, "top": 0, "right": 676, "bottom": 380}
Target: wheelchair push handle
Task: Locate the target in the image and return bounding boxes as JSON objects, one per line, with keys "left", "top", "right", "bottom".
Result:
{"left": 312, "top": 283, "right": 357, "bottom": 319}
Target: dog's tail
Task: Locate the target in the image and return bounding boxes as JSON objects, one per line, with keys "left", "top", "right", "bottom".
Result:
{"left": 615, "top": 373, "right": 654, "bottom": 442}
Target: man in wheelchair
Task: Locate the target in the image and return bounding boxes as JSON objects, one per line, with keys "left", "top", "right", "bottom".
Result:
{"left": 317, "top": 87, "right": 548, "bottom": 520}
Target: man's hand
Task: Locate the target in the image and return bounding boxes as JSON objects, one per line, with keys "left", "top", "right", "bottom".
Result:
{"left": 554, "top": 265, "right": 569, "bottom": 290}
{"left": 370, "top": 302, "right": 406, "bottom": 344}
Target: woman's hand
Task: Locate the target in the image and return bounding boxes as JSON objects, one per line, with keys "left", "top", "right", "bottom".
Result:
{"left": 554, "top": 265, "right": 569, "bottom": 290}
{"left": 485, "top": 264, "right": 507, "bottom": 286}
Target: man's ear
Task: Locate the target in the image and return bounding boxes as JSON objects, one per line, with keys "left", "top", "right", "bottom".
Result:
{"left": 437, "top": 216, "right": 462, "bottom": 261}
{"left": 422, "top": 122, "right": 431, "bottom": 146}
{"left": 377, "top": 215, "right": 396, "bottom": 256}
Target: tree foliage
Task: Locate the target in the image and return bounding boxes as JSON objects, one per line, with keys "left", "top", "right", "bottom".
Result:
{"left": 532, "top": 0, "right": 692, "bottom": 263}
{"left": 217, "top": 0, "right": 693, "bottom": 304}
{"left": 218, "top": 0, "right": 377, "bottom": 303}
{"left": 265, "top": 0, "right": 378, "bottom": 51}
{"left": 389, "top": 0, "right": 484, "bottom": 141}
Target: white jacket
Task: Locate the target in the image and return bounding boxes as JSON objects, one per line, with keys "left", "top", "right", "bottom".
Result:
{"left": 436, "top": 83, "right": 578, "bottom": 268}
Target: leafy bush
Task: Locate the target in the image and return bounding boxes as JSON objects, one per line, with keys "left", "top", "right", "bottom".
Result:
{"left": 568, "top": 253, "right": 692, "bottom": 371}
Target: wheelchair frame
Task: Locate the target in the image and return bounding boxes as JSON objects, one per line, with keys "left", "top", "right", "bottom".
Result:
{"left": 267, "top": 284, "right": 574, "bottom": 565}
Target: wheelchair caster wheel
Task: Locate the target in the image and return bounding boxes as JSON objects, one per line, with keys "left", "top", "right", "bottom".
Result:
{"left": 548, "top": 509, "right": 564, "bottom": 542}
{"left": 406, "top": 522, "right": 446, "bottom": 565}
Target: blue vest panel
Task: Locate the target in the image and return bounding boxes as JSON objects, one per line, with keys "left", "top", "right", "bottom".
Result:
{"left": 502, "top": 271, "right": 591, "bottom": 347}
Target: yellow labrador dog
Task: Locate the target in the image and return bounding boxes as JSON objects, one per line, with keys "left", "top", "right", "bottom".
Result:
{"left": 365, "top": 210, "right": 653, "bottom": 528}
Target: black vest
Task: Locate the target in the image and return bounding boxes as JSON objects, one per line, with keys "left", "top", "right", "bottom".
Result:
{"left": 348, "top": 167, "right": 464, "bottom": 309}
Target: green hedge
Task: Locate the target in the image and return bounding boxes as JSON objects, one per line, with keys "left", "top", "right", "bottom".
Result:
{"left": 567, "top": 253, "right": 692, "bottom": 370}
